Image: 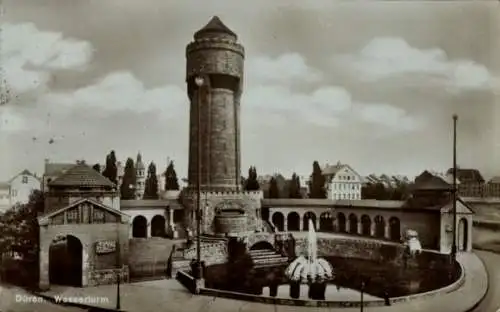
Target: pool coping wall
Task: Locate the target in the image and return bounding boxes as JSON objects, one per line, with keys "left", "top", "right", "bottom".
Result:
{"left": 176, "top": 237, "right": 466, "bottom": 308}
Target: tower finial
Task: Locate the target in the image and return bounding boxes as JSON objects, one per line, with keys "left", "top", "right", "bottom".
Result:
{"left": 194, "top": 16, "right": 237, "bottom": 40}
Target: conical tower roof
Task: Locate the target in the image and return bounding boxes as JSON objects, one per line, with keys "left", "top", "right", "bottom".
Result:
{"left": 194, "top": 16, "right": 237, "bottom": 39}
{"left": 136, "top": 153, "right": 145, "bottom": 170}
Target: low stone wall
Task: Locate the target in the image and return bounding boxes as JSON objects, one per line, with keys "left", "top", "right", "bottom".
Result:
{"left": 88, "top": 265, "right": 129, "bottom": 286}
{"left": 293, "top": 236, "right": 451, "bottom": 268}
{"left": 183, "top": 242, "right": 227, "bottom": 265}
{"left": 176, "top": 270, "right": 196, "bottom": 293}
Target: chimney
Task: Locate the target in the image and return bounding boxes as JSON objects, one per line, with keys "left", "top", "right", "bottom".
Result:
{"left": 44, "top": 158, "right": 50, "bottom": 165}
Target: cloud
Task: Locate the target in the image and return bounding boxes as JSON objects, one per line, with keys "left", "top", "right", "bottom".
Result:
{"left": 333, "top": 37, "right": 495, "bottom": 91}
{"left": 1, "top": 22, "right": 94, "bottom": 94}
{"left": 0, "top": 107, "right": 27, "bottom": 132}
{"left": 356, "top": 103, "right": 424, "bottom": 132}
{"left": 246, "top": 53, "right": 322, "bottom": 85}
{"left": 243, "top": 52, "right": 419, "bottom": 130}
{"left": 41, "top": 72, "right": 187, "bottom": 117}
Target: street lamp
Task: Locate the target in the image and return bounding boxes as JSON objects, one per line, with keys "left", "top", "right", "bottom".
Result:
{"left": 360, "top": 280, "right": 365, "bottom": 312}
{"left": 194, "top": 75, "right": 206, "bottom": 287}
{"left": 451, "top": 114, "right": 458, "bottom": 262}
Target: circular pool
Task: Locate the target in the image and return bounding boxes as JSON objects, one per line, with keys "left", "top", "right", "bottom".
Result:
{"left": 203, "top": 255, "right": 461, "bottom": 300}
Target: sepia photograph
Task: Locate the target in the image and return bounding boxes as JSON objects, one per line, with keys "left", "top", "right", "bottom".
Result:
{"left": 0, "top": 0, "right": 499, "bottom": 311}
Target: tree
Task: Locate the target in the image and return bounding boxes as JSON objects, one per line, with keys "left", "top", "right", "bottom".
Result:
{"left": 268, "top": 177, "right": 280, "bottom": 199}
{"left": 309, "top": 161, "right": 327, "bottom": 199}
{"left": 120, "top": 157, "right": 136, "bottom": 199}
{"left": 165, "top": 161, "right": 180, "bottom": 190}
{"left": 373, "top": 183, "right": 388, "bottom": 200}
{"left": 288, "top": 173, "right": 302, "bottom": 198}
{"left": 102, "top": 150, "right": 118, "bottom": 184}
{"left": 92, "top": 163, "right": 101, "bottom": 173}
{"left": 144, "top": 162, "right": 159, "bottom": 199}
{"left": 0, "top": 190, "right": 43, "bottom": 287}
{"left": 244, "top": 166, "right": 260, "bottom": 191}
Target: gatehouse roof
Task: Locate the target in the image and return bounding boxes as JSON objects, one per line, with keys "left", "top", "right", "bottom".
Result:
{"left": 48, "top": 163, "right": 116, "bottom": 188}
{"left": 39, "top": 197, "right": 129, "bottom": 219}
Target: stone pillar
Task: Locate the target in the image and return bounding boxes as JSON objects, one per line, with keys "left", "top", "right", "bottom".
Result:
{"left": 299, "top": 216, "right": 304, "bottom": 231}
{"left": 284, "top": 220, "right": 288, "bottom": 232}
{"left": 384, "top": 224, "right": 390, "bottom": 239}
{"left": 370, "top": 223, "right": 375, "bottom": 236}
{"left": 147, "top": 221, "right": 151, "bottom": 238}
{"left": 39, "top": 246, "right": 50, "bottom": 290}
{"left": 357, "top": 220, "right": 362, "bottom": 235}
{"left": 316, "top": 218, "right": 320, "bottom": 231}
{"left": 81, "top": 245, "right": 89, "bottom": 287}
{"left": 169, "top": 208, "right": 174, "bottom": 227}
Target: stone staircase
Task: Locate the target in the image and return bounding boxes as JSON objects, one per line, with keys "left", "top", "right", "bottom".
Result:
{"left": 128, "top": 237, "right": 177, "bottom": 281}
{"left": 249, "top": 249, "right": 289, "bottom": 268}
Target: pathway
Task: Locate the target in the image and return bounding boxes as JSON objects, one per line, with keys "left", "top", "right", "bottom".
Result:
{"left": 34, "top": 252, "right": 487, "bottom": 312}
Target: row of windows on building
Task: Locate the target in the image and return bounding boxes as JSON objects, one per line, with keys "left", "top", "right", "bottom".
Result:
{"left": 66, "top": 208, "right": 107, "bottom": 224}
{"left": 331, "top": 183, "right": 361, "bottom": 190}
{"left": 337, "top": 175, "right": 357, "bottom": 181}
{"left": 332, "top": 193, "right": 361, "bottom": 200}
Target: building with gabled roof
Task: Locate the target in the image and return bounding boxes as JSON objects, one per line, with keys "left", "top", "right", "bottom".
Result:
{"left": 0, "top": 169, "right": 41, "bottom": 213}
{"left": 322, "top": 162, "right": 363, "bottom": 200}
{"left": 486, "top": 176, "right": 500, "bottom": 198}
{"left": 446, "top": 168, "right": 485, "bottom": 198}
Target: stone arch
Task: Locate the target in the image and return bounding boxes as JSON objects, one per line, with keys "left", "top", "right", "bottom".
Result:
{"left": 271, "top": 212, "right": 285, "bottom": 232}
{"left": 389, "top": 217, "right": 401, "bottom": 241}
{"left": 458, "top": 218, "right": 468, "bottom": 251}
{"left": 49, "top": 235, "right": 83, "bottom": 286}
{"left": 250, "top": 241, "right": 274, "bottom": 251}
{"left": 348, "top": 213, "right": 358, "bottom": 234}
{"left": 287, "top": 212, "right": 300, "bottom": 231}
{"left": 374, "top": 215, "right": 385, "bottom": 239}
{"left": 337, "top": 212, "right": 346, "bottom": 233}
{"left": 132, "top": 215, "right": 147, "bottom": 238}
{"left": 151, "top": 215, "right": 166, "bottom": 237}
{"left": 361, "top": 215, "right": 371, "bottom": 236}
{"left": 319, "top": 212, "right": 334, "bottom": 232}
{"left": 303, "top": 211, "right": 316, "bottom": 231}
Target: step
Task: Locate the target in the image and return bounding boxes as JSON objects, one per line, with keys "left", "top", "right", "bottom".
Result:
{"left": 250, "top": 254, "right": 285, "bottom": 260}
{"left": 249, "top": 251, "right": 277, "bottom": 257}
{"left": 248, "top": 249, "right": 276, "bottom": 255}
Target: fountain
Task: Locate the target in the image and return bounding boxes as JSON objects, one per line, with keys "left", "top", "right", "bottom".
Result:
{"left": 284, "top": 219, "right": 334, "bottom": 300}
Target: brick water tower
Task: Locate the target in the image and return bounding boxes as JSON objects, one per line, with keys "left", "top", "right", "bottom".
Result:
{"left": 182, "top": 16, "right": 262, "bottom": 236}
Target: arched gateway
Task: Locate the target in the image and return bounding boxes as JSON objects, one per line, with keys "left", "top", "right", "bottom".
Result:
{"left": 38, "top": 198, "right": 130, "bottom": 290}
{"left": 49, "top": 235, "right": 83, "bottom": 286}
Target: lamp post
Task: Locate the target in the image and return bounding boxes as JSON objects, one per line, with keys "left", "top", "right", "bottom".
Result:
{"left": 194, "top": 76, "right": 206, "bottom": 284}
{"left": 451, "top": 114, "right": 458, "bottom": 262}
{"left": 360, "top": 280, "right": 365, "bottom": 312}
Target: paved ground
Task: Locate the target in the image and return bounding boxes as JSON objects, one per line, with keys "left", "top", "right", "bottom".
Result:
{"left": 34, "top": 252, "right": 486, "bottom": 312}
{"left": 0, "top": 283, "right": 87, "bottom": 312}
{"left": 472, "top": 250, "right": 500, "bottom": 312}
{"left": 470, "top": 222, "right": 500, "bottom": 312}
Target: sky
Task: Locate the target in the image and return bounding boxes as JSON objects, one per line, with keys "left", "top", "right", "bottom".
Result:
{"left": 1, "top": 0, "right": 499, "bottom": 182}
